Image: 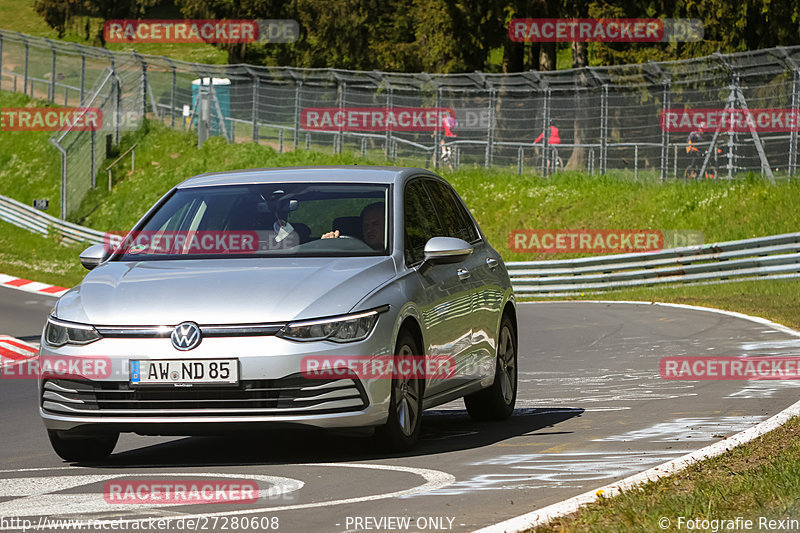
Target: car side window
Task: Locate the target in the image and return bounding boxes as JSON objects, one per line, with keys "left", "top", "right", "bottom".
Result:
{"left": 424, "top": 180, "right": 480, "bottom": 243}
{"left": 404, "top": 179, "right": 444, "bottom": 266}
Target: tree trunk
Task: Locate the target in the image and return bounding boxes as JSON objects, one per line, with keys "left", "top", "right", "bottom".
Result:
{"left": 539, "top": 43, "right": 556, "bottom": 71}
{"left": 502, "top": 38, "right": 524, "bottom": 73}
{"left": 527, "top": 42, "right": 540, "bottom": 70}
{"left": 565, "top": 41, "right": 589, "bottom": 171}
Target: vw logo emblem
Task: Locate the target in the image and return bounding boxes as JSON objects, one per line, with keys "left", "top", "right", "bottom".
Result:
{"left": 171, "top": 322, "right": 201, "bottom": 351}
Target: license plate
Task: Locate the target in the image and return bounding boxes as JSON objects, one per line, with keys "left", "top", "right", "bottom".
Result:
{"left": 130, "top": 359, "right": 239, "bottom": 386}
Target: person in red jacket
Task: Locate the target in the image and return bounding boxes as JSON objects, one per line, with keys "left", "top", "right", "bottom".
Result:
{"left": 534, "top": 120, "right": 561, "bottom": 145}
{"left": 439, "top": 113, "right": 458, "bottom": 170}
{"left": 533, "top": 120, "right": 561, "bottom": 172}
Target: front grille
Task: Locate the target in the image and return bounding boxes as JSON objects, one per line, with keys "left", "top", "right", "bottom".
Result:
{"left": 41, "top": 374, "right": 368, "bottom": 417}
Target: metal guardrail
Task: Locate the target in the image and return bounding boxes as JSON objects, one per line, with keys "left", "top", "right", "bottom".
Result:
{"left": 507, "top": 232, "right": 800, "bottom": 296}
{"left": 2, "top": 191, "right": 798, "bottom": 296}
{"left": 0, "top": 193, "right": 105, "bottom": 245}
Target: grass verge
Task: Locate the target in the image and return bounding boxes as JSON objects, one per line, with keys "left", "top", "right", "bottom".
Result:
{"left": 0, "top": 219, "right": 87, "bottom": 288}
{"left": 530, "top": 416, "right": 800, "bottom": 532}
{"left": 526, "top": 278, "right": 800, "bottom": 331}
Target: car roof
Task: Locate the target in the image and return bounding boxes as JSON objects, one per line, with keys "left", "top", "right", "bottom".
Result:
{"left": 176, "top": 166, "right": 441, "bottom": 189}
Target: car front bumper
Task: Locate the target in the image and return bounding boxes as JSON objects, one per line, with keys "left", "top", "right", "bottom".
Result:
{"left": 39, "top": 327, "right": 395, "bottom": 435}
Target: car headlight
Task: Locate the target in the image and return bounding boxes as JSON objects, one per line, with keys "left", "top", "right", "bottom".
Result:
{"left": 44, "top": 317, "right": 101, "bottom": 347}
{"left": 277, "top": 307, "right": 386, "bottom": 343}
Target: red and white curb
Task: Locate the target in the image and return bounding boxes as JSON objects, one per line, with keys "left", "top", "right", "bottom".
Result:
{"left": 0, "top": 273, "right": 69, "bottom": 297}
{"left": 476, "top": 301, "right": 800, "bottom": 533}
{"left": 0, "top": 335, "right": 37, "bottom": 368}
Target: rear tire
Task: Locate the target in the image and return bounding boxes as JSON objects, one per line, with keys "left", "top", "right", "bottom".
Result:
{"left": 374, "top": 331, "right": 424, "bottom": 452}
{"left": 48, "top": 430, "right": 118, "bottom": 462}
{"left": 465, "top": 315, "right": 517, "bottom": 421}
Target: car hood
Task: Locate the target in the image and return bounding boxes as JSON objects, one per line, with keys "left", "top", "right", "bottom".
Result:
{"left": 55, "top": 257, "right": 397, "bottom": 325}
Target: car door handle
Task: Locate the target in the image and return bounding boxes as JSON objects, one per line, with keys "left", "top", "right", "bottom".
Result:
{"left": 457, "top": 268, "right": 471, "bottom": 281}
{"left": 486, "top": 258, "right": 499, "bottom": 270}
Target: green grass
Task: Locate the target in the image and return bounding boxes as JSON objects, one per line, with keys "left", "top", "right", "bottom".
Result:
{"left": 0, "top": 0, "right": 227, "bottom": 64}
{"left": 536, "top": 278, "right": 800, "bottom": 331}
{"left": 531, "top": 416, "right": 800, "bottom": 533}
{"left": 69, "top": 123, "right": 800, "bottom": 255}
{"left": 0, "top": 88, "right": 798, "bottom": 290}
{"left": 0, "top": 219, "right": 87, "bottom": 288}
{"left": 0, "top": 92, "right": 64, "bottom": 216}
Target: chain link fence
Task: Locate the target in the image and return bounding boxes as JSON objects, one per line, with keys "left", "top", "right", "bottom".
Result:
{"left": 1, "top": 29, "right": 799, "bottom": 219}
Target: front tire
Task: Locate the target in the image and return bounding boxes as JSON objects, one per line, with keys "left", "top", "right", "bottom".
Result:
{"left": 465, "top": 315, "right": 517, "bottom": 421}
{"left": 374, "top": 332, "right": 424, "bottom": 452}
{"left": 48, "top": 430, "right": 118, "bottom": 462}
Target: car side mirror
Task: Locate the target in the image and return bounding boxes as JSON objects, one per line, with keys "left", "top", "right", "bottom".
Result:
{"left": 423, "top": 237, "right": 473, "bottom": 265}
{"left": 79, "top": 244, "right": 107, "bottom": 270}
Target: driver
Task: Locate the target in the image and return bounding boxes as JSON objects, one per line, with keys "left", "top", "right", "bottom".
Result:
{"left": 321, "top": 202, "right": 385, "bottom": 250}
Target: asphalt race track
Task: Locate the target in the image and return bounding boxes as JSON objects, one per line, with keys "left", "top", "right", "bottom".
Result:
{"left": 2, "top": 285, "right": 800, "bottom": 532}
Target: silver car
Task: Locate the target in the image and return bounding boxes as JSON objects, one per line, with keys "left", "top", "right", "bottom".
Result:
{"left": 39, "top": 166, "right": 517, "bottom": 460}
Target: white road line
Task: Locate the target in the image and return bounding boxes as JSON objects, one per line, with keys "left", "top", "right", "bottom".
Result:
{"left": 0, "top": 463, "right": 454, "bottom": 528}
{"left": 0, "top": 473, "right": 303, "bottom": 517}
{"left": 478, "top": 301, "right": 800, "bottom": 533}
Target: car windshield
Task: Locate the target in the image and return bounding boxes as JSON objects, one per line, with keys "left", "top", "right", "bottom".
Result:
{"left": 112, "top": 182, "right": 391, "bottom": 260}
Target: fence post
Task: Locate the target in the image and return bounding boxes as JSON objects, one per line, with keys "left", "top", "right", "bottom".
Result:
{"left": 541, "top": 87, "right": 550, "bottom": 176}
{"left": 251, "top": 70, "right": 259, "bottom": 142}
{"left": 790, "top": 68, "right": 799, "bottom": 179}
{"left": 434, "top": 87, "right": 441, "bottom": 169}
{"left": 0, "top": 35, "right": 3, "bottom": 91}
{"left": 517, "top": 146, "right": 524, "bottom": 175}
{"left": 47, "top": 38, "right": 56, "bottom": 102}
{"left": 169, "top": 60, "right": 176, "bottom": 128}
{"left": 90, "top": 129, "right": 96, "bottom": 189}
{"left": 79, "top": 49, "right": 85, "bottom": 105}
{"left": 600, "top": 84, "right": 608, "bottom": 175}
{"left": 634, "top": 144, "right": 639, "bottom": 181}
{"left": 336, "top": 79, "right": 345, "bottom": 154}
{"left": 294, "top": 81, "right": 302, "bottom": 149}
{"left": 660, "top": 77, "right": 670, "bottom": 183}
{"left": 673, "top": 144, "right": 678, "bottom": 178}
{"left": 138, "top": 53, "right": 147, "bottom": 117}
{"left": 114, "top": 73, "right": 121, "bottom": 145}
{"left": 384, "top": 85, "right": 392, "bottom": 159}
{"left": 23, "top": 36, "right": 28, "bottom": 95}
{"left": 485, "top": 88, "right": 496, "bottom": 169}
